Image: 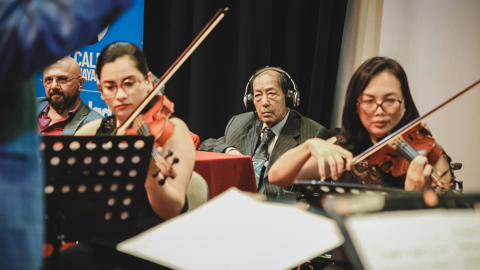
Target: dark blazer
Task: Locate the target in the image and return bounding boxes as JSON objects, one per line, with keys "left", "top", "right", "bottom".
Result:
{"left": 199, "top": 109, "right": 329, "bottom": 194}
{"left": 37, "top": 98, "right": 103, "bottom": 135}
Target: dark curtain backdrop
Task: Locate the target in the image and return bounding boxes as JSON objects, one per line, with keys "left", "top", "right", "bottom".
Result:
{"left": 143, "top": 0, "right": 347, "bottom": 142}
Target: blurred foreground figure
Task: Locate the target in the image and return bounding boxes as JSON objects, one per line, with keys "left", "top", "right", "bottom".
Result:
{"left": 0, "top": 1, "right": 131, "bottom": 269}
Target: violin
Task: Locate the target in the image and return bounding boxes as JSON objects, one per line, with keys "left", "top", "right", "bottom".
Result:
{"left": 125, "top": 95, "right": 178, "bottom": 185}
{"left": 352, "top": 79, "right": 480, "bottom": 191}
{"left": 114, "top": 8, "right": 229, "bottom": 185}
{"left": 369, "top": 123, "right": 447, "bottom": 189}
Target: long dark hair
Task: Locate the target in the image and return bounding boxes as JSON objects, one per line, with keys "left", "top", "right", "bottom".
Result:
{"left": 340, "top": 56, "right": 419, "bottom": 153}
{"left": 96, "top": 41, "right": 149, "bottom": 80}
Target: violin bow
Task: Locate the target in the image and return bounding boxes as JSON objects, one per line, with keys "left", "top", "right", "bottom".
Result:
{"left": 115, "top": 7, "right": 229, "bottom": 135}
{"left": 352, "top": 78, "right": 480, "bottom": 164}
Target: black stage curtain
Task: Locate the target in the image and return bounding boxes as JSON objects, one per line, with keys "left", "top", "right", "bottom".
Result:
{"left": 143, "top": 0, "right": 347, "bottom": 142}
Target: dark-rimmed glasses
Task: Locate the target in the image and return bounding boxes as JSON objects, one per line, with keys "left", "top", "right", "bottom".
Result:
{"left": 99, "top": 76, "right": 147, "bottom": 99}
{"left": 357, "top": 98, "right": 403, "bottom": 115}
{"left": 41, "top": 76, "right": 81, "bottom": 87}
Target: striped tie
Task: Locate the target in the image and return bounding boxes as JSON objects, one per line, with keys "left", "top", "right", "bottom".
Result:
{"left": 252, "top": 128, "right": 275, "bottom": 187}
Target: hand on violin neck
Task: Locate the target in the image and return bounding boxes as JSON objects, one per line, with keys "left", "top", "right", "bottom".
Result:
{"left": 405, "top": 155, "right": 432, "bottom": 192}
{"left": 404, "top": 153, "right": 453, "bottom": 193}
{"left": 151, "top": 148, "right": 178, "bottom": 185}
{"left": 431, "top": 154, "right": 453, "bottom": 192}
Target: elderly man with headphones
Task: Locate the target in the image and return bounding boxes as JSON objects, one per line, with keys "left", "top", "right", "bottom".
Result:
{"left": 198, "top": 67, "right": 329, "bottom": 200}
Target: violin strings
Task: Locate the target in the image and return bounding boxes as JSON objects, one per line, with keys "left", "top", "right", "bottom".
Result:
{"left": 133, "top": 117, "right": 169, "bottom": 174}
{"left": 396, "top": 142, "right": 418, "bottom": 161}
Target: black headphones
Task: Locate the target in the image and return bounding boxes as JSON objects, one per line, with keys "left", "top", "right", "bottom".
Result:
{"left": 243, "top": 67, "right": 300, "bottom": 111}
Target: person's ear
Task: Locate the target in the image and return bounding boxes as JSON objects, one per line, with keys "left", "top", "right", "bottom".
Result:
{"left": 146, "top": 72, "right": 154, "bottom": 93}
{"left": 97, "top": 82, "right": 105, "bottom": 100}
{"left": 78, "top": 77, "right": 85, "bottom": 89}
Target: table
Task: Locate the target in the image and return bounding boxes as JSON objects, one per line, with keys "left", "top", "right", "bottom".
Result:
{"left": 194, "top": 151, "right": 257, "bottom": 198}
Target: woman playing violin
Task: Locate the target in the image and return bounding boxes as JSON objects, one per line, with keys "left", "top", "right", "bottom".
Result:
{"left": 269, "top": 56, "right": 452, "bottom": 192}
{"left": 76, "top": 41, "right": 195, "bottom": 223}
{"left": 44, "top": 42, "right": 192, "bottom": 270}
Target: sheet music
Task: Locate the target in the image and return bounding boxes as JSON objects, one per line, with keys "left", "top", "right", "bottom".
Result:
{"left": 117, "top": 188, "right": 344, "bottom": 269}
{"left": 345, "top": 209, "right": 480, "bottom": 270}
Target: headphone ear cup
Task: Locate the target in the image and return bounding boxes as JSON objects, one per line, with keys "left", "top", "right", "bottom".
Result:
{"left": 292, "top": 90, "right": 300, "bottom": 107}
{"left": 285, "top": 89, "right": 294, "bottom": 108}
{"left": 244, "top": 73, "right": 256, "bottom": 111}
{"left": 243, "top": 92, "right": 255, "bottom": 111}
{"left": 285, "top": 89, "right": 300, "bottom": 108}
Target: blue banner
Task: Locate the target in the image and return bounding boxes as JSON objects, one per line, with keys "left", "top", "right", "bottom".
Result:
{"left": 36, "top": 0, "right": 144, "bottom": 117}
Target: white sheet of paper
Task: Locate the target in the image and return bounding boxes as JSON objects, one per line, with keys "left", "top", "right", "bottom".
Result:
{"left": 345, "top": 209, "right": 480, "bottom": 270}
{"left": 117, "top": 188, "right": 344, "bottom": 269}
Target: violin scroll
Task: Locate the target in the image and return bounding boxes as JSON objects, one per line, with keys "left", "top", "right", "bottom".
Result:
{"left": 128, "top": 98, "right": 179, "bottom": 186}
{"left": 152, "top": 149, "right": 179, "bottom": 186}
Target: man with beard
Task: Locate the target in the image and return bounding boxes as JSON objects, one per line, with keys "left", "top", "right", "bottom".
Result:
{"left": 37, "top": 56, "right": 103, "bottom": 135}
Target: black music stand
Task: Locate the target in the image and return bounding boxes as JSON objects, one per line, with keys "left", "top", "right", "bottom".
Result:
{"left": 293, "top": 180, "right": 413, "bottom": 269}
{"left": 295, "top": 180, "right": 480, "bottom": 270}
{"left": 42, "top": 135, "right": 154, "bottom": 269}
{"left": 294, "top": 180, "right": 415, "bottom": 216}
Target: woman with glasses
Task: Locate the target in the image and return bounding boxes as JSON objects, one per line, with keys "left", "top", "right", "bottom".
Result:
{"left": 55, "top": 41, "right": 195, "bottom": 270}
{"left": 269, "top": 57, "right": 452, "bottom": 192}
{"left": 76, "top": 41, "right": 195, "bottom": 225}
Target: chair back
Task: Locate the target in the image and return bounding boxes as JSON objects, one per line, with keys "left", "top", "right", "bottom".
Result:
{"left": 186, "top": 171, "right": 209, "bottom": 210}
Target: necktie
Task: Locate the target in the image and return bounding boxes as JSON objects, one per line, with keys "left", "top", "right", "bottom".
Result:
{"left": 252, "top": 128, "right": 275, "bottom": 187}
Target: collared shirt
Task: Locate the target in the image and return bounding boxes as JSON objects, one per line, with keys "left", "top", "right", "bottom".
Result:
{"left": 260, "top": 109, "right": 290, "bottom": 167}
{"left": 38, "top": 99, "right": 82, "bottom": 136}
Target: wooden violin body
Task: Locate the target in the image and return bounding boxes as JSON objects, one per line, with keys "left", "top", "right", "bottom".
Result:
{"left": 126, "top": 95, "right": 176, "bottom": 148}
{"left": 370, "top": 124, "right": 443, "bottom": 178}
{"left": 126, "top": 96, "right": 178, "bottom": 184}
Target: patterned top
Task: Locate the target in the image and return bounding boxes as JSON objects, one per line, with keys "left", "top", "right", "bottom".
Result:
{"left": 335, "top": 135, "right": 404, "bottom": 188}
{"left": 95, "top": 115, "right": 117, "bottom": 135}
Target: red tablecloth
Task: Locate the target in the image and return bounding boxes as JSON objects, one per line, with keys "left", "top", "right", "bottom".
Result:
{"left": 194, "top": 151, "right": 257, "bottom": 198}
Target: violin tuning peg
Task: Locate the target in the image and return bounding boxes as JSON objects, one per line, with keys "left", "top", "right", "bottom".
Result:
{"left": 152, "top": 169, "right": 161, "bottom": 178}
{"left": 172, "top": 157, "right": 179, "bottom": 165}
{"left": 165, "top": 150, "right": 173, "bottom": 159}
{"left": 157, "top": 174, "right": 166, "bottom": 186}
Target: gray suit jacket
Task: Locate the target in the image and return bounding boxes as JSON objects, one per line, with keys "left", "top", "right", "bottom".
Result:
{"left": 199, "top": 110, "right": 328, "bottom": 195}
{"left": 37, "top": 98, "right": 103, "bottom": 135}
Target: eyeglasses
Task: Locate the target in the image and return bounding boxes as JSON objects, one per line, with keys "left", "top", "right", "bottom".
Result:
{"left": 357, "top": 98, "right": 403, "bottom": 115}
{"left": 41, "top": 76, "right": 81, "bottom": 87}
{"left": 99, "top": 76, "right": 147, "bottom": 99}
